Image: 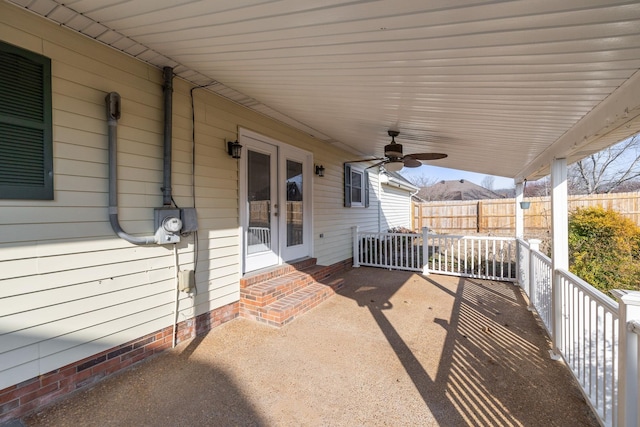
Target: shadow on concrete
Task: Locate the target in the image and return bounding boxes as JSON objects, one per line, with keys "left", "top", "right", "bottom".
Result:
{"left": 338, "top": 269, "right": 598, "bottom": 426}
{"left": 20, "top": 268, "right": 597, "bottom": 426}
{"left": 24, "top": 336, "right": 266, "bottom": 427}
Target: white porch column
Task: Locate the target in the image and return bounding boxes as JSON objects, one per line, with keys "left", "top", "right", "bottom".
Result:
{"left": 551, "top": 159, "right": 569, "bottom": 270}
{"left": 551, "top": 158, "right": 568, "bottom": 357}
{"left": 515, "top": 181, "right": 524, "bottom": 239}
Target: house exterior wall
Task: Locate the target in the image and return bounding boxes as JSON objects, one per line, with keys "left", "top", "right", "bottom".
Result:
{"left": 0, "top": 4, "right": 381, "bottom": 418}
{"left": 379, "top": 182, "right": 414, "bottom": 231}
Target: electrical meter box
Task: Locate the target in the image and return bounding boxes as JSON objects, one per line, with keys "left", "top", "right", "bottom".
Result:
{"left": 154, "top": 207, "right": 182, "bottom": 244}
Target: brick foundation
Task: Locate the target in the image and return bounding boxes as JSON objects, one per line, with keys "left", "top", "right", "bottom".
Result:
{"left": 0, "top": 258, "right": 352, "bottom": 424}
{"left": 0, "top": 302, "right": 239, "bottom": 424}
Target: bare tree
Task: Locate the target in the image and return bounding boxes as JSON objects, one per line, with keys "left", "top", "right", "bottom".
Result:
{"left": 481, "top": 175, "right": 495, "bottom": 190}
{"left": 569, "top": 134, "right": 640, "bottom": 194}
{"left": 524, "top": 177, "right": 551, "bottom": 197}
{"left": 404, "top": 173, "right": 439, "bottom": 188}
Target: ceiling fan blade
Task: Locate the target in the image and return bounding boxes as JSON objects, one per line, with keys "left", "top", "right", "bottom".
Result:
{"left": 402, "top": 157, "right": 422, "bottom": 168}
{"left": 409, "top": 153, "right": 448, "bottom": 161}
{"left": 366, "top": 160, "right": 387, "bottom": 169}
{"left": 344, "top": 158, "right": 384, "bottom": 164}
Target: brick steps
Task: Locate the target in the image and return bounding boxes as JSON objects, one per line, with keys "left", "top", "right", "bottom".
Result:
{"left": 240, "top": 258, "right": 347, "bottom": 327}
{"left": 240, "top": 258, "right": 317, "bottom": 288}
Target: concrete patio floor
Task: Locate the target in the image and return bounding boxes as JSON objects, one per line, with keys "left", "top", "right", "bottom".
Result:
{"left": 21, "top": 268, "right": 598, "bottom": 426}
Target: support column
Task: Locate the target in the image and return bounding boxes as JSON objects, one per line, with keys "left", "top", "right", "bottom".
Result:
{"left": 551, "top": 158, "right": 568, "bottom": 357}
{"left": 515, "top": 181, "right": 524, "bottom": 239}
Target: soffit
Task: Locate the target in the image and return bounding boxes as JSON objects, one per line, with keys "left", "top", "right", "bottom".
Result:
{"left": 7, "top": 0, "right": 640, "bottom": 181}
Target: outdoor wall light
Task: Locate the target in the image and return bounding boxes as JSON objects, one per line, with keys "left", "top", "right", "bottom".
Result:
{"left": 315, "top": 164, "right": 325, "bottom": 177}
{"left": 227, "top": 140, "right": 242, "bottom": 159}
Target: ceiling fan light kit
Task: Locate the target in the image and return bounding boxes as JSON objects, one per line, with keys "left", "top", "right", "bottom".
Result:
{"left": 385, "top": 161, "right": 404, "bottom": 172}
{"left": 345, "top": 129, "right": 448, "bottom": 171}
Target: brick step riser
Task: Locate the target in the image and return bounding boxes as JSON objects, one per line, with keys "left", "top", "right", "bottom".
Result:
{"left": 241, "top": 288, "right": 333, "bottom": 326}
{"left": 239, "top": 258, "right": 351, "bottom": 327}
{"left": 240, "top": 278, "right": 345, "bottom": 327}
{"left": 239, "top": 258, "right": 317, "bottom": 289}
{"left": 240, "top": 273, "right": 316, "bottom": 305}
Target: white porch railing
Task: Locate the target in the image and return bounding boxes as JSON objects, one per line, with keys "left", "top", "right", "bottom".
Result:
{"left": 517, "top": 239, "right": 640, "bottom": 427}
{"left": 425, "top": 233, "right": 516, "bottom": 281}
{"left": 353, "top": 228, "right": 424, "bottom": 272}
{"left": 556, "top": 269, "right": 619, "bottom": 426}
{"left": 352, "top": 227, "right": 516, "bottom": 280}
{"left": 352, "top": 227, "right": 640, "bottom": 427}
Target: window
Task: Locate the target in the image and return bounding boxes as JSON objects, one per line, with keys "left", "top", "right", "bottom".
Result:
{"left": 0, "top": 41, "right": 53, "bottom": 200}
{"left": 344, "top": 164, "right": 369, "bottom": 207}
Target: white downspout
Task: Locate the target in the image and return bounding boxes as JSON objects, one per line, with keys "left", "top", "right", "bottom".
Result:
{"left": 378, "top": 171, "right": 382, "bottom": 232}
{"left": 172, "top": 244, "right": 179, "bottom": 348}
{"left": 410, "top": 186, "right": 420, "bottom": 230}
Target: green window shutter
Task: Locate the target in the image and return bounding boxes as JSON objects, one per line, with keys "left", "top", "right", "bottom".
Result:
{"left": 344, "top": 163, "right": 352, "bottom": 207}
{"left": 0, "top": 41, "right": 53, "bottom": 200}
{"left": 364, "top": 170, "right": 370, "bottom": 208}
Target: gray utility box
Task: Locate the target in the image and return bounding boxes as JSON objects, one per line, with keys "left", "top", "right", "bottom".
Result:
{"left": 180, "top": 208, "right": 198, "bottom": 234}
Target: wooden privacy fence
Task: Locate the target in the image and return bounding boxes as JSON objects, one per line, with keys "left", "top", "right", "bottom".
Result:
{"left": 412, "top": 192, "right": 640, "bottom": 234}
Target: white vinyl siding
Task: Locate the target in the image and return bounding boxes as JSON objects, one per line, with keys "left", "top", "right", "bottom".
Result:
{"left": 380, "top": 183, "right": 413, "bottom": 231}
{"left": 0, "top": 3, "right": 378, "bottom": 391}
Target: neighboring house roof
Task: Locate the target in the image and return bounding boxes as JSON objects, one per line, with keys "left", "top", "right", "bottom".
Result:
{"left": 418, "top": 179, "right": 504, "bottom": 201}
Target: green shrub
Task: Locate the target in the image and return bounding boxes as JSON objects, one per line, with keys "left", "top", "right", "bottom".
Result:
{"left": 568, "top": 206, "right": 640, "bottom": 294}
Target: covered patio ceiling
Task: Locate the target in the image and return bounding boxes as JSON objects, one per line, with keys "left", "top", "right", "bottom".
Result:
{"left": 8, "top": 0, "right": 640, "bottom": 181}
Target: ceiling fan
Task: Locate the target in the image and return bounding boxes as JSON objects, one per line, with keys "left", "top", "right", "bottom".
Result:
{"left": 347, "top": 130, "right": 447, "bottom": 172}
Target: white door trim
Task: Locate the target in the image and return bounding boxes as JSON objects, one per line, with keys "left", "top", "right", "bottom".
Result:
{"left": 239, "top": 128, "right": 313, "bottom": 274}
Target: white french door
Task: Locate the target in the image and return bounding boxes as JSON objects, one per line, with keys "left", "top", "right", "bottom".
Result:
{"left": 240, "top": 129, "right": 312, "bottom": 273}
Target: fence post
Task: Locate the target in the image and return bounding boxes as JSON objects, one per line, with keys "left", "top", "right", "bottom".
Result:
{"left": 422, "top": 227, "right": 429, "bottom": 275}
{"left": 612, "top": 290, "right": 640, "bottom": 427}
{"left": 352, "top": 226, "right": 360, "bottom": 268}
{"left": 527, "top": 239, "right": 541, "bottom": 312}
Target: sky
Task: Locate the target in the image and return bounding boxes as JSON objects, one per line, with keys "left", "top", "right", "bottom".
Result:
{"left": 399, "top": 164, "right": 514, "bottom": 189}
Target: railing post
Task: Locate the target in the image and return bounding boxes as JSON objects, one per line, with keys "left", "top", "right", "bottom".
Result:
{"left": 550, "top": 270, "right": 562, "bottom": 360}
{"left": 422, "top": 227, "right": 429, "bottom": 275}
{"left": 527, "top": 239, "right": 541, "bottom": 312}
{"left": 516, "top": 239, "right": 523, "bottom": 288}
{"left": 352, "top": 226, "right": 360, "bottom": 267}
{"left": 612, "top": 290, "right": 640, "bottom": 427}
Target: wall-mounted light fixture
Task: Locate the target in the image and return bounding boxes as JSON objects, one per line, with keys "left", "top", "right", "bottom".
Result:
{"left": 227, "top": 140, "right": 242, "bottom": 159}
{"left": 315, "top": 164, "right": 325, "bottom": 177}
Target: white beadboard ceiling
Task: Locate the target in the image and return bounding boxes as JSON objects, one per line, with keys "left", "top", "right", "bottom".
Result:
{"left": 8, "top": 0, "right": 640, "bottom": 181}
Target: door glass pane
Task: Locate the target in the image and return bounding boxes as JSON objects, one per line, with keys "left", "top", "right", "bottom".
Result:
{"left": 286, "top": 160, "right": 303, "bottom": 247}
{"left": 247, "top": 150, "right": 271, "bottom": 254}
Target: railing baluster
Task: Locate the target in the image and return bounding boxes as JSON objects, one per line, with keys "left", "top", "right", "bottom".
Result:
{"left": 471, "top": 239, "right": 475, "bottom": 276}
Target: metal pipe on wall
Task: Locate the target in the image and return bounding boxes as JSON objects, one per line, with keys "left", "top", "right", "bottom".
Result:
{"left": 106, "top": 92, "right": 157, "bottom": 245}
{"left": 162, "top": 66, "right": 173, "bottom": 206}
